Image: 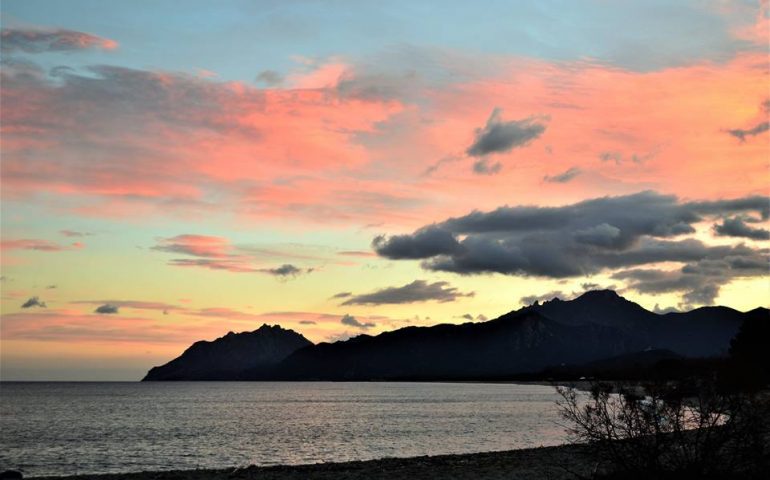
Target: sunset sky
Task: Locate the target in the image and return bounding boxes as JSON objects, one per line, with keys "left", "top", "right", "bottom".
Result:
{"left": 1, "top": 0, "right": 768, "bottom": 380}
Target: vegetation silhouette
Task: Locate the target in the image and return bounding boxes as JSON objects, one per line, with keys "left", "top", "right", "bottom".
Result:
{"left": 555, "top": 315, "right": 770, "bottom": 479}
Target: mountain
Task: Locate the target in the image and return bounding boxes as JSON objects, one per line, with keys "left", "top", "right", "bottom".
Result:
{"left": 522, "top": 290, "right": 654, "bottom": 330}
{"left": 268, "top": 310, "right": 637, "bottom": 380}
{"left": 270, "top": 291, "right": 763, "bottom": 380}
{"left": 522, "top": 290, "right": 751, "bottom": 357}
{"left": 142, "top": 290, "right": 768, "bottom": 381}
{"left": 142, "top": 324, "right": 312, "bottom": 381}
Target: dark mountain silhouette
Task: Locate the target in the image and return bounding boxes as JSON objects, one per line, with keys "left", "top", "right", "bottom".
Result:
{"left": 142, "top": 290, "right": 768, "bottom": 381}
{"left": 143, "top": 324, "right": 311, "bottom": 381}
{"left": 270, "top": 291, "right": 763, "bottom": 380}
{"left": 269, "top": 310, "right": 637, "bottom": 380}
{"left": 538, "top": 348, "right": 685, "bottom": 379}
{"left": 523, "top": 289, "right": 654, "bottom": 330}
{"left": 522, "top": 290, "right": 752, "bottom": 357}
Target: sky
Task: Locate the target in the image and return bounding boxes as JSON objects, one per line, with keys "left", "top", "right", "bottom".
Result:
{"left": 1, "top": 0, "right": 768, "bottom": 380}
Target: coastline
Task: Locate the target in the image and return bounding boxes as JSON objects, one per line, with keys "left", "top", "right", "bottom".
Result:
{"left": 29, "top": 443, "right": 595, "bottom": 480}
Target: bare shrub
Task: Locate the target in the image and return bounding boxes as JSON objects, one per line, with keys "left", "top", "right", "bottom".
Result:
{"left": 556, "top": 378, "right": 769, "bottom": 479}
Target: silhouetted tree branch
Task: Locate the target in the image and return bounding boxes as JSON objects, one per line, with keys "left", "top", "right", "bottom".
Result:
{"left": 556, "top": 378, "right": 769, "bottom": 479}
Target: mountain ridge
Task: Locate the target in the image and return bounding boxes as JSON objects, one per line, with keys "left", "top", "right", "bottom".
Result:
{"left": 142, "top": 324, "right": 312, "bottom": 381}
{"left": 142, "top": 290, "right": 768, "bottom": 381}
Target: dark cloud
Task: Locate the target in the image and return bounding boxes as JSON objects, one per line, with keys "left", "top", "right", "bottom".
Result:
{"left": 299, "top": 320, "right": 316, "bottom": 325}
{"left": 341, "top": 280, "right": 473, "bottom": 306}
{"left": 544, "top": 167, "right": 582, "bottom": 183}
{"left": 423, "top": 155, "right": 461, "bottom": 176}
{"left": 682, "top": 284, "right": 720, "bottom": 306}
{"left": 73, "top": 300, "right": 179, "bottom": 312}
{"left": 599, "top": 151, "right": 624, "bottom": 164}
{"left": 612, "top": 265, "right": 725, "bottom": 307}
{"left": 458, "top": 313, "right": 488, "bottom": 322}
{"left": 599, "top": 151, "right": 655, "bottom": 165}
{"left": 330, "top": 292, "right": 353, "bottom": 299}
{"left": 1, "top": 28, "right": 117, "bottom": 54}
{"left": 258, "top": 264, "right": 311, "bottom": 277}
{"left": 580, "top": 282, "right": 616, "bottom": 292}
{"left": 714, "top": 217, "right": 770, "bottom": 240}
{"left": 686, "top": 197, "right": 769, "bottom": 220}
{"left": 372, "top": 191, "right": 769, "bottom": 305}
{"left": 21, "top": 296, "right": 46, "bottom": 309}
{"left": 372, "top": 226, "right": 462, "bottom": 260}
{"left": 727, "top": 122, "right": 769, "bottom": 142}
{"left": 255, "top": 70, "right": 283, "bottom": 86}
{"left": 46, "top": 285, "right": 57, "bottom": 289}
{"left": 466, "top": 108, "right": 547, "bottom": 157}
{"left": 472, "top": 158, "right": 502, "bottom": 175}
{"left": 94, "top": 304, "right": 119, "bottom": 314}
{"left": 340, "top": 314, "right": 375, "bottom": 329}
{"left": 610, "top": 247, "right": 768, "bottom": 305}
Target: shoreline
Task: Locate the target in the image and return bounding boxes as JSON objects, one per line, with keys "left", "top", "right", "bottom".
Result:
{"left": 29, "top": 443, "right": 596, "bottom": 480}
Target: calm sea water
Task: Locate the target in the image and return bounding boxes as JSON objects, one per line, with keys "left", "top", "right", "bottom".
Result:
{"left": 0, "top": 382, "right": 568, "bottom": 477}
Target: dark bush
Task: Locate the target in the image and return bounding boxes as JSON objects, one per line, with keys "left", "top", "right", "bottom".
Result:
{"left": 726, "top": 315, "right": 770, "bottom": 390}
{"left": 556, "top": 378, "right": 769, "bottom": 479}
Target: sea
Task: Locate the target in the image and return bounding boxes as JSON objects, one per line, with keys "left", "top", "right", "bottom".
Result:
{"left": 0, "top": 382, "right": 569, "bottom": 477}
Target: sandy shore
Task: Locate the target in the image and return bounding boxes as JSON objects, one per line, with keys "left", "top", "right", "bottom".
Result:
{"left": 30, "top": 443, "right": 598, "bottom": 480}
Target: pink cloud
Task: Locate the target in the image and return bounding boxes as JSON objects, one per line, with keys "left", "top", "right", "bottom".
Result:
{"left": 152, "top": 234, "right": 233, "bottom": 258}
{"left": 1, "top": 61, "right": 408, "bottom": 224}
{"left": 1, "top": 238, "right": 83, "bottom": 252}
{"left": 167, "top": 258, "right": 260, "bottom": 273}
{"left": 337, "top": 250, "right": 376, "bottom": 257}
{"left": 152, "top": 234, "right": 315, "bottom": 276}
{"left": 1, "top": 46, "right": 767, "bottom": 230}
{"left": 0, "top": 310, "right": 201, "bottom": 344}
{"left": 59, "top": 230, "right": 92, "bottom": 237}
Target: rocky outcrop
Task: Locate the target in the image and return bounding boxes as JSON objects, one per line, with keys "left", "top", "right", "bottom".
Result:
{"left": 142, "top": 324, "right": 312, "bottom": 381}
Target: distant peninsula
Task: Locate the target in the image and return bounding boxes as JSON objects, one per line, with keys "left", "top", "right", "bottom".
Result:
{"left": 142, "top": 290, "right": 768, "bottom": 381}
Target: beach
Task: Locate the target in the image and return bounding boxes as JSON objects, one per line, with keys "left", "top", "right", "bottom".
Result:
{"left": 29, "top": 444, "right": 595, "bottom": 480}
